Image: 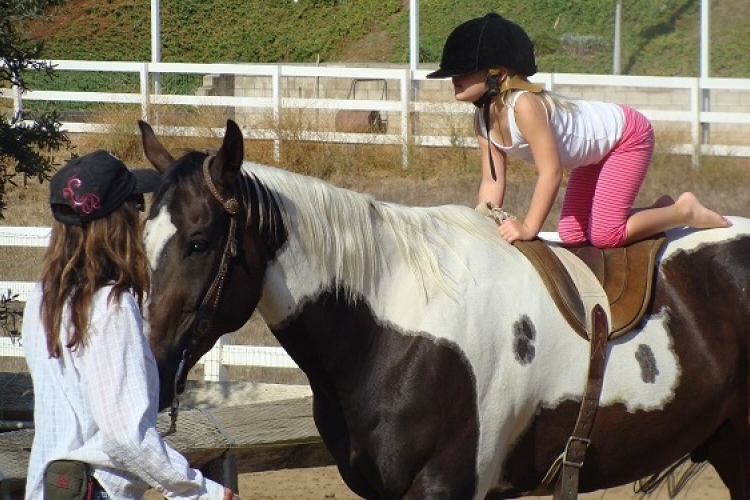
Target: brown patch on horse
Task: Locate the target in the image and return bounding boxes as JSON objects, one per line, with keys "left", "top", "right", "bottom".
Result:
{"left": 635, "top": 344, "right": 660, "bottom": 383}
{"left": 512, "top": 315, "right": 537, "bottom": 365}
{"left": 272, "top": 290, "right": 480, "bottom": 498}
{"left": 514, "top": 235, "right": 666, "bottom": 340}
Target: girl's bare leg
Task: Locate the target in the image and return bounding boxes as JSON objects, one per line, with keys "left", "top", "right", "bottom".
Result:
{"left": 650, "top": 194, "right": 676, "bottom": 209}
{"left": 624, "top": 192, "right": 730, "bottom": 244}
{"left": 630, "top": 194, "right": 675, "bottom": 215}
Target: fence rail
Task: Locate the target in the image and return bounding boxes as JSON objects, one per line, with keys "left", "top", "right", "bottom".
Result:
{"left": 0, "top": 226, "right": 298, "bottom": 380}
{"left": 3, "top": 60, "right": 750, "bottom": 167}
{"left": 0, "top": 222, "right": 561, "bottom": 381}
{"left": 3, "top": 61, "right": 750, "bottom": 378}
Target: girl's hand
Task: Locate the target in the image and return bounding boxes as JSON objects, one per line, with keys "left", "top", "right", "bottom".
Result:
{"left": 498, "top": 218, "right": 535, "bottom": 243}
{"left": 223, "top": 487, "right": 240, "bottom": 500}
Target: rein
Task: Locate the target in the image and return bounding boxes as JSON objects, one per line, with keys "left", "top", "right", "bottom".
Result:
{"left": 163, "top": 155, "right": 240, "bottom": 436}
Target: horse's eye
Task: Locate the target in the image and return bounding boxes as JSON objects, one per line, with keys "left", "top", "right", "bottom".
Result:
{"left": 188, "top": 240, "right": 209, "bottom": 255}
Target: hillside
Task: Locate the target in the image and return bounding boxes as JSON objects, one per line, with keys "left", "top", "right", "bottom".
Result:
{"left": 26, "top": 0, "right": 750, "bottom": 77}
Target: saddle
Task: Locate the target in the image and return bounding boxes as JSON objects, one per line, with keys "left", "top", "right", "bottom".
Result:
{"left": 514, "top": 235, "right": 666, "bottom": 340}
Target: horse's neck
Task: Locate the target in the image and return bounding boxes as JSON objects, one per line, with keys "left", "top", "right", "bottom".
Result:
{"left": 256, "top": 261, "right": 306, "bottom": 326}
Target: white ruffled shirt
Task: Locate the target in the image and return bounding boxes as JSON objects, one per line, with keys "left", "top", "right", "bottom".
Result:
{"left": 22, "top": 283, "right": 225, "bottom": 500}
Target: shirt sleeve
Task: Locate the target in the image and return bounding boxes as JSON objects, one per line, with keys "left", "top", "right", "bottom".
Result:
{"left": 79, "top": 291, "right": 225, "bottom": 500}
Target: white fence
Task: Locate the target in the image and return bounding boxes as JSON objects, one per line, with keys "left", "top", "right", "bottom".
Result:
{"left": 3, "top": 60, "right": 750, "bottom": 167}
{"left": 0, "top": 226, "right": 299, "bottom": 381}
{"left": 0, "top": 223, "right": 562, "bottom": 381}
{"left": 3, "top": 60, "right": 750, "bottom": 379}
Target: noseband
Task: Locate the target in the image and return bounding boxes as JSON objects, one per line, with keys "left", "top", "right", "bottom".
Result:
{"left": 165, "top": 155, "right": 239, "bottom": 435}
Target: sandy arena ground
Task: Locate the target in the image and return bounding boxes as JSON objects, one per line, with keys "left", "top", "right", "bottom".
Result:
{"left": 235, "top": 463, "right": 728, "bottom": 499}
{"left": 139, "top": 384, "right": 730, "bottom": 500}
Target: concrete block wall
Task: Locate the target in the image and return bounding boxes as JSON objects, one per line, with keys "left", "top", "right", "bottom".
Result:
{"left": 549, "top": 84, "right": 691, "bottom": 111}
{"left": 197, "top": 71, "right": 750, "bottom": 144}
{"left": 196, "top": 74, "right": 236, "bottom": 121}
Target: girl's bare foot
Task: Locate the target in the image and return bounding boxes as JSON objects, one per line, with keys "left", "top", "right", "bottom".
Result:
{"left": 676, "top": 192, "right": 731, "bottom": 229}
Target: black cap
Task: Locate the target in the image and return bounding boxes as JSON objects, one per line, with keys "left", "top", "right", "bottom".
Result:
{"left": 49, "top": 150, "right": 161, "bottom": 226}
{"left": 426, "top": 13, "right": 537, "bottom": 79}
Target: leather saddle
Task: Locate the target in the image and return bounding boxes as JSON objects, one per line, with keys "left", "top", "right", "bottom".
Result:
{"left": 514, "top": 235, "right": 666, "bottom": 340}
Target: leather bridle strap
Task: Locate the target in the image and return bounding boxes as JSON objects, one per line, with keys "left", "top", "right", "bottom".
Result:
{"left": 203, "top": 155, "right": 240, "bottom": 215}
{"left": 551, "top": 304, "right": 609, "bottom": 499}
{"left": 161, "top": 155, "right": 239, "bottom": 436}
{"left": 194, "top": 155, "right": 239, "bottom": 336}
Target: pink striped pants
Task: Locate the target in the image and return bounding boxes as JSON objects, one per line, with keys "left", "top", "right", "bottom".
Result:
{"left": 557, "top": 106, "right": 655, "bottom": 248}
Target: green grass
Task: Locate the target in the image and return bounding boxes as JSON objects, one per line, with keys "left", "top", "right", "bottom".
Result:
{"left": 27, "top": 0, "right": 750, "bottom": 77}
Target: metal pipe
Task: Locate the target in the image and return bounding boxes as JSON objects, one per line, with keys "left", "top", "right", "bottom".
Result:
{"left": 0, "top": 420, "right": 34, "bottom": 431}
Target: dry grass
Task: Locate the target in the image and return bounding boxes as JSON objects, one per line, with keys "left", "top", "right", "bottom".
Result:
{"left": 3, "top": 113, "right": 750, "bottom": 382}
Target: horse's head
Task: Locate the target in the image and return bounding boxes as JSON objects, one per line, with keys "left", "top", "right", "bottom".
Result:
{"left": 139, "top": 119, "right": 279, "bottom": 410}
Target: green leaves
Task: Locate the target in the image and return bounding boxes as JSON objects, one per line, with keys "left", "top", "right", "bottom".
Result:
{"left": 1, "top": 0, "right": 70, "bottom": 216}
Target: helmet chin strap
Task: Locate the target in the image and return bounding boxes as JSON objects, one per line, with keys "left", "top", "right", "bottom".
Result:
{"left": 473, "top": 90, "right": 493, "bottom": 109}
{"left": 473, "top": 72, "right": 543, "bottom": 182}
{"left": 474, "top": 70, "right": 501, "bottom": 181}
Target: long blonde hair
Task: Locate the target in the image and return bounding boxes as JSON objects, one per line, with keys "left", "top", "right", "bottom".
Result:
{"left": 501, "top": 90, "right": 579, "bottom": 117}
{"left": 40, "top": 203, "right": 150, "bottom": 358}
{"left": 498, "top": 70, "right": 578, "bottom": 115}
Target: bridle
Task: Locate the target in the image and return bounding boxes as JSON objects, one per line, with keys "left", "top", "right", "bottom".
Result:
{"left": 163, "top": 155, "right": 240, "bottom": 435}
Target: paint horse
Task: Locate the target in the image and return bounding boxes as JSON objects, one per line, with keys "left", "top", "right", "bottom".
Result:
{"left": 139, "top": 119, "right": 750, "bottom": 499}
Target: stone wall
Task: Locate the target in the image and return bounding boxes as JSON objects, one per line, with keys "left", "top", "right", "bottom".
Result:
{"left": 196, "top": 72, "right": 750, "bottom": 145}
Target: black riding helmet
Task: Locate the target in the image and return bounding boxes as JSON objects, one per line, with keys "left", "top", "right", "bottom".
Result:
{"left": 427, "top": 14, "right": 538, "bottom": 182}
{"left": 426, "top": 13, "right": 537, "bottom": 79}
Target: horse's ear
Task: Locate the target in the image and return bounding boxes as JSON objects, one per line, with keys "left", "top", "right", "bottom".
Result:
{"left": 138, "top": 120, "right": 175, "bottom": 173}
{"left": 213, "top": 119, "right": 244, "bottom": 182}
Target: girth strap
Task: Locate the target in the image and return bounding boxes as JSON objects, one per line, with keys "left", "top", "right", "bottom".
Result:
{"left": 551, "top": 304, "right": 609, "bottom": 499}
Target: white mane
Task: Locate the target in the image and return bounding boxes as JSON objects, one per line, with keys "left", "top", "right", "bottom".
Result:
{"left": 238, "top": 162, "right": 509, "bottom": 299}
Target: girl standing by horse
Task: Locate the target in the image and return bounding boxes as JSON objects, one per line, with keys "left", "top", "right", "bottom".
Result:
{"left": 427, "top": 12, "right": 730, "bottom": 247}
{"left": 22, "top": 151, "right": 238, "bottom": 500}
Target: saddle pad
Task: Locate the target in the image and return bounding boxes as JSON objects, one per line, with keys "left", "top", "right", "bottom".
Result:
{"left": 513, "top": 239, "right": 592, "bottom": 339}
{"left": 549, "top": 245, "right": 611, "bottom": 339}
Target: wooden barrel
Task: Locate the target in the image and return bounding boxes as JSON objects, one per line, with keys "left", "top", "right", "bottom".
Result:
{"left": 334, "top": 110, "right": 386, "bottom": 134}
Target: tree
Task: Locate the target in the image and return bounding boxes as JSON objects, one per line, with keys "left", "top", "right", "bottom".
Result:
{"left": 1, "top": 0, "right": 69, "bottom": 215}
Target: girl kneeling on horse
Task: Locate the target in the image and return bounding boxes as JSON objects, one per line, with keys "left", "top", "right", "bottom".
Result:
{"left": 427, "top": 13, "right": 730, "bottom": 247}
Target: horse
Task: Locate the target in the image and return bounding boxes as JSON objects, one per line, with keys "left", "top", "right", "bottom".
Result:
{"left": 138, "top": 119, "right": 750, "bottom": 499}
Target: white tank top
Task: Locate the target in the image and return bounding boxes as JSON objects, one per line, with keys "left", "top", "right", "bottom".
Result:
{"left": 475, "top": 91, "right": 626, "bottom": 169}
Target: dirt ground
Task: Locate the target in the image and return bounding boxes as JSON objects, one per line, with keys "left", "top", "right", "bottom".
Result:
{"left": 235, "top": 463, "right": 729, "bottom": 499}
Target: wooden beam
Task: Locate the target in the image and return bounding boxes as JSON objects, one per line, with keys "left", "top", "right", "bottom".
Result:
{"left": 0, "top": 396, "right": 333, "bottom": 498}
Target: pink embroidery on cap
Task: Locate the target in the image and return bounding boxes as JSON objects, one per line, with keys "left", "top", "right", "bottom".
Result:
{"left": 62, "top": 171, "right": 101, "bottom": 215}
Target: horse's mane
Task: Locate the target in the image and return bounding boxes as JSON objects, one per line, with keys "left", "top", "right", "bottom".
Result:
{"left": 238, "top": 162, "right": 509, "bottom": 300}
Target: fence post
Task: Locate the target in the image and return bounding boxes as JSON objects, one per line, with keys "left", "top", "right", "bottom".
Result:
{"left": 691, "top": 77, "right": 701, "bottom": 168}
{"left": 272, "top": 65, "right": 281, "bottom": 163}
{"left": 202, "top": 334, "right": 229, "bottom": 381}
{"left": 402, "top": 69, "right": 411, "bottom": 169}
{"left": 545, "top": 72, "right": 555, "bottom": 94}
{"left": 140, "top": 63, "right": 150, "bottom": 123}
{"left": 12, "top": 85, "right": 22, "bottom": 120}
